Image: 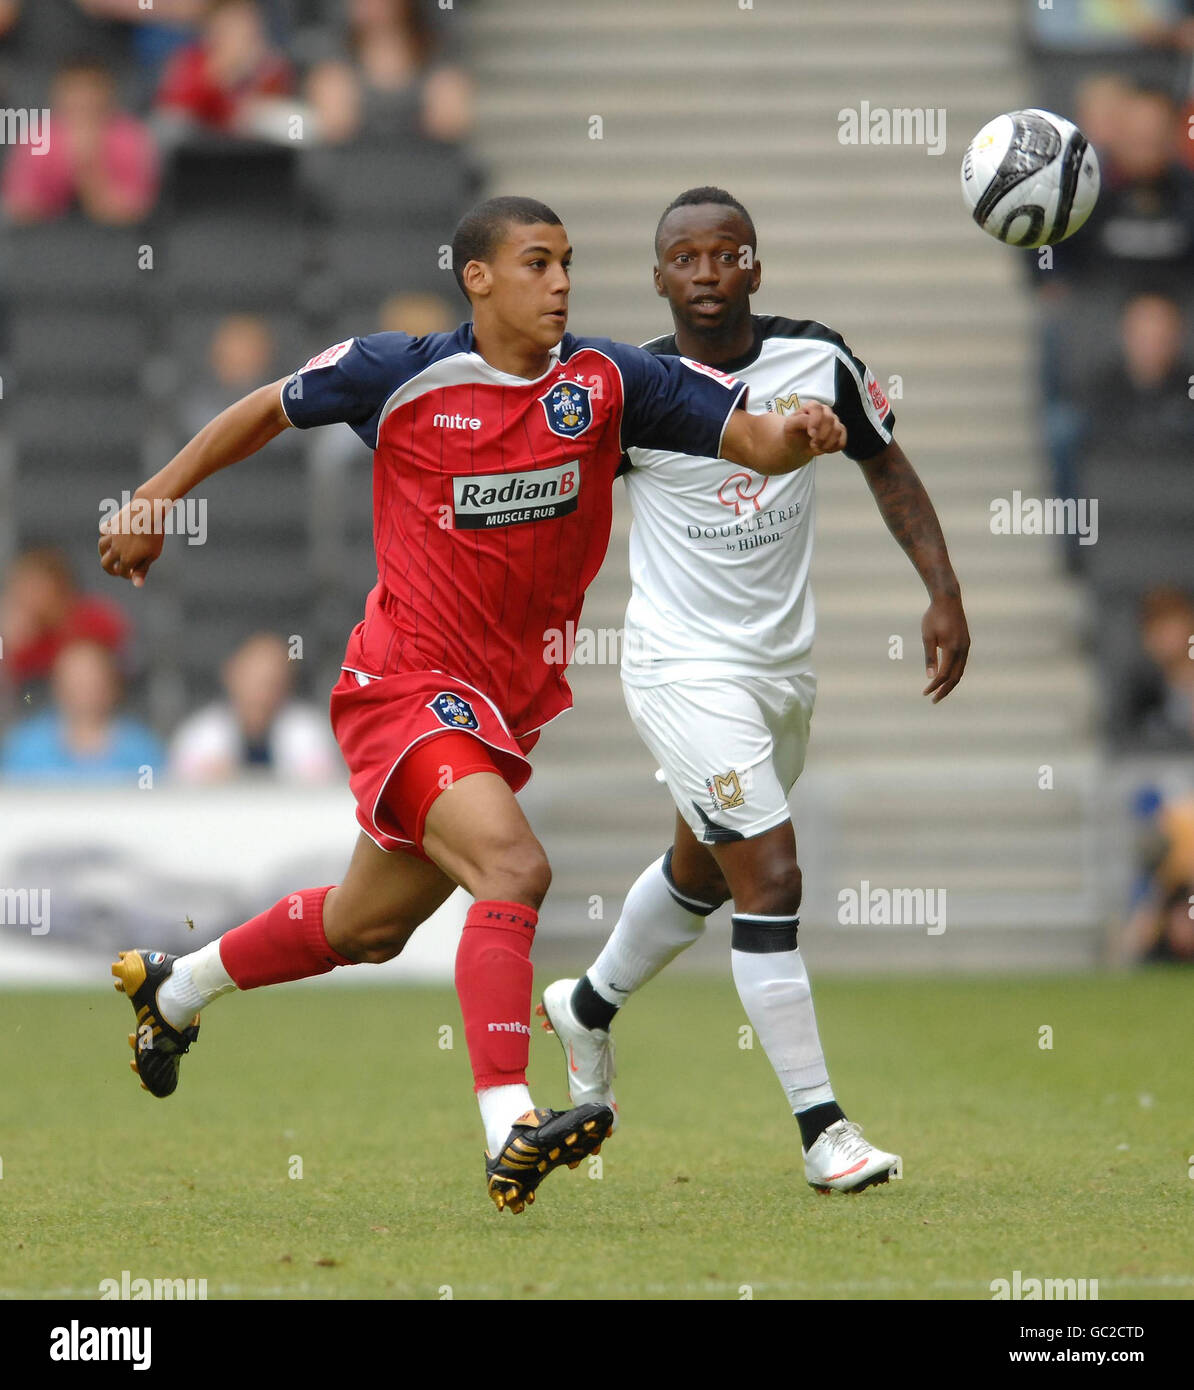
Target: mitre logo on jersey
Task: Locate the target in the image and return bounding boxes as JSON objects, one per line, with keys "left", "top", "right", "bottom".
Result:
{"left": 717, "top": 471, "right": 768, "bottom": 516}
{"left": 864, "top": 369, "right": 889, "bottom": 416}
{"left": 428, "top": 692, "right": 479, "bottom": 731}
{"left": 539, "top": 380, "right": 593, "bottom": 438}
{"left": 299, "top": 340, "right": 353, "bottom": 373}
{"left": 452, "top": 459, "right": 580, "bottom": 529}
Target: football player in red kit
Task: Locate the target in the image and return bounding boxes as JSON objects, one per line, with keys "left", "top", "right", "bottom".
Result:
{"left": 99, "top": 196, "right": 848, "bottom": 1213}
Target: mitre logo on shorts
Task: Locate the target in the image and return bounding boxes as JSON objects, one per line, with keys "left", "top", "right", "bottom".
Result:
{"left": 452, "top": 459, "right": 580, "bottom": 529}
{"left": 539, "top": 380, "right": 594, "bottom": 438}
{"left": 428, "top": 692, "right": 479, "bottom": 730}
{"left": 864, "top": 369, "right": 889, "bottom": 416}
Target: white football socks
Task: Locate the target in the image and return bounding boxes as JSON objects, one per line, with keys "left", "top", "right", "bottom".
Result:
{"left": 587, "top": 852, "right": 716, "bottom": 1008}
{"left": 730, "top": 923, "right": 834, "bottom": 1113}
{"left": 156, "top": 940, "right": 237, "bottom": 1030}
{"left": 478, "top": 1084, "right": 535, "bottom": 1155}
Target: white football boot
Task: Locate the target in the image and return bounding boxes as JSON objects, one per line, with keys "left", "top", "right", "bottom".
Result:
{"left": 803, "top": 1119, "right": 900, "bottom": 1194}
{"left": 537, "top": 978, "right": 619, "bottom": 1132}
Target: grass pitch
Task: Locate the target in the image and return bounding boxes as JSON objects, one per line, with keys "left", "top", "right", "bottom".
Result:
{"left": 1, "top": 969, "right": 1191, "bottom": 1300}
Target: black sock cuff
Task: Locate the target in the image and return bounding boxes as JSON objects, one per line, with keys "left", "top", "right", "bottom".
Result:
{"left": 731, "top": 913, "right": 800, "bottom": 953}
{"left": 796, "top": 1101, "right": 845, "bottom": 1151}
{"left": 572, "top": 974, "right": 619, "bottom": 1032}
{"left": 661, "top": 847, "right": 720, "bottom": 917}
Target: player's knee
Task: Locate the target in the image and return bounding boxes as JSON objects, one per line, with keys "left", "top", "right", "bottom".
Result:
{"left": 738, "top": 860, "right": 802, "bottom": 918}
{"left": 675, "top": 862, "right": 730, "bottom": 910}
{"left": 471, "top": 839, "right": 552, "bottom": 910}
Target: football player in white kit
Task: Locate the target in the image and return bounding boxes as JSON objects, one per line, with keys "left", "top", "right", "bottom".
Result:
{"left": 540, "top": 188, "right": 971, "bottom": 1193}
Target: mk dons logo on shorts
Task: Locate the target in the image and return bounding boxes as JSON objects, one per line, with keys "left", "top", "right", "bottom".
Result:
{"left": 452, "top": 460, "right": 580, "bottom": 529}
{"left": 708, "top": 769, "right": 745, "bottom": 810}
{"left": 428, "top": 692, "right": 479, "bottom": 730}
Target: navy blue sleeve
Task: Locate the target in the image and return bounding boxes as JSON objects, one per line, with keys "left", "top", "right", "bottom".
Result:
{"left": 609, "top": 342, "right": 747, "bottom": 457}
{"left": 280, "top": 333, "right": 412, "bottom": 448}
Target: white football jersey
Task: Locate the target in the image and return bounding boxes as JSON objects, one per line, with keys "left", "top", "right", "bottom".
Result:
{"left": 620, "top": 315, "right": 895, "bottom": 686}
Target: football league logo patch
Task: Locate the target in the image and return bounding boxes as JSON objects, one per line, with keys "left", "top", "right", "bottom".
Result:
{"left": 539, "top": 380, "right": 593, "bottom": 438}
{"left": 147, "top": 951, "right": 166, "bottom": 966}
{"left": 429, "top": 692, "right": 480, "bottom": 731}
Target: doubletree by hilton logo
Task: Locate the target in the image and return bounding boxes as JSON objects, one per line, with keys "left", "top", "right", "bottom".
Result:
{"left": 717, "top": 471, "right": 768, "bottom": 516}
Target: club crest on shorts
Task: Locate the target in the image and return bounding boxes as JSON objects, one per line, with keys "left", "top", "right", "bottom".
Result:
{"left": 539, "top": 379, "right": 593, "bottom": 438}
{"left": 707, "top": 770, "right": 745, "bottom": 810}
{"left": 428, "top": 691, "right": 479, "bottom": 730}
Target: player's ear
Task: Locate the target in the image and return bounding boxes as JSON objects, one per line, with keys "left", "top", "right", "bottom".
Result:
{"left": 749, "top": 258, "right": 762, "bottom": 295}
{"left": 652, "top": 264, "right": 666, "bottom": 298}
{"left": 462, "top": 258, "right": 490, "bottom": 301}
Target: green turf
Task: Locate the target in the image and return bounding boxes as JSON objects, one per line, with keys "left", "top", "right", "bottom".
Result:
{"left": 1, "top": 970, "right": 1191, "bottom": 1300}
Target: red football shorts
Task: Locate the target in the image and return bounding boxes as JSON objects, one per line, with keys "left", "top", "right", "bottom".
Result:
{"left": 330, "top": 643, "right": 539, "bottom": 858}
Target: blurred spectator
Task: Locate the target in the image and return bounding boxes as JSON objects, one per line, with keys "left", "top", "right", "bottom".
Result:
{"left": 0, "top": 549, "right": 129, "bottom": 693}
{"left": 1046, "top": 85, "right": 1194, "bottom": 297}
{"left": 306, "top": 0, "right": 472, "bottom": 146}
{"left": 1121, "top": 587, "right": 1194, "bottom": 750}
{"left": 155, "top": 0, "right": 294, "bottom": 139}
{"left": 1082, "top": 293, "right": 1194, "bottom": 457}
{"left": 168, "top": 633, "right": 339, "bottom": 782}
{"left": 1115, "top": 785, "right": 1194, "bottom": 963}
{"left": 378, "top": 290, "right": 454, "bottom": 336}
{"left": 181, "top": 313, "right": 277, "bottom": 437}
{"left": 73, "top": 0, "right": 210, "bottom": 102}
{"left": 1, "top": 55, "right": 160, "bottom": 225}
{"left": 0, "top": 640, "right": 162, "bottom": 781}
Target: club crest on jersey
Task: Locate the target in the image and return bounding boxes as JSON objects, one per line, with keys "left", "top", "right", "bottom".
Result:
{"left": 428, "top": 692, "right": 480, "bottom": 731}
{"left": 539, "top": 380, "right": 593, "bottom": 438}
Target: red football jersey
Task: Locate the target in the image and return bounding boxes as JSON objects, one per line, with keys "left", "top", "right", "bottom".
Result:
{"left": 281, "top": 324, "right": 745, "bottom": 736}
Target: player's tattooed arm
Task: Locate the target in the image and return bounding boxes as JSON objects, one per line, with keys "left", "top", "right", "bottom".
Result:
{"left": 99, "top": 377, "right": 293, "bottom": 587}
{"left": 722, "top": 401, "right": 846, "bottom": 476}
{"left": 856, "top": 439, "right": 970, "bottom": 702}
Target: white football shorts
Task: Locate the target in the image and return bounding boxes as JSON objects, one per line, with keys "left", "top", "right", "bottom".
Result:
{"left": 622, "top": 671, "right": 817, "bottom": 843}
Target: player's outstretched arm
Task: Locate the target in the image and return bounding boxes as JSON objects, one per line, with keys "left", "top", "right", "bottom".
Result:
{"left": 722, "top": 401, "right": 847, "bottom": 476}
{"left": 98, "top": 377, "right": 293, "bottom": 587}
{"left": 856, "top": 438, "right": 970, "bottom": 703}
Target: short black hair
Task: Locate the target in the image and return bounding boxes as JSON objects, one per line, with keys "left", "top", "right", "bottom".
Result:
{"left": 654, "top": 186, "right": 756, "bottom": 258}
{"left": 450, "top": 196, "right": 563, "bottom": 300}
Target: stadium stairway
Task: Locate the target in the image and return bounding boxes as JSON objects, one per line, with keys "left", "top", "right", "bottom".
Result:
{"left": 461, "top": 0, "right": 1107, "bottom": 971}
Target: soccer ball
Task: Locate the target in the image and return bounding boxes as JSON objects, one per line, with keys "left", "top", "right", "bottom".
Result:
{"left": 960, "top": 109, "right": 1100, "bottom": 248}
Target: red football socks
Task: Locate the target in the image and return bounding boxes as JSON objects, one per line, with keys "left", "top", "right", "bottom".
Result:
{"left": 218, "top": 886, "right": 353, "bottom": 990}
{"left": 455, "top": 900, "right": 538, "bottom": 1091}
